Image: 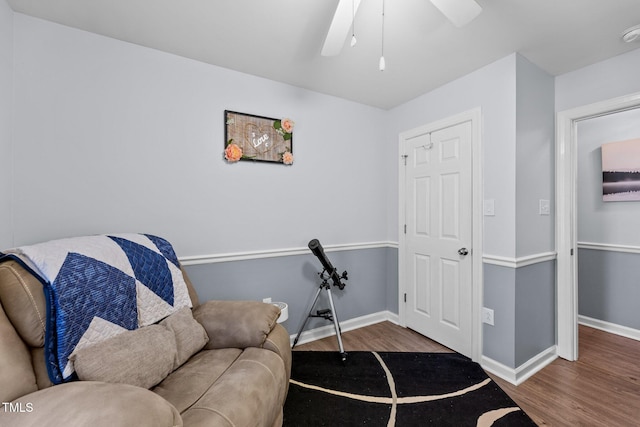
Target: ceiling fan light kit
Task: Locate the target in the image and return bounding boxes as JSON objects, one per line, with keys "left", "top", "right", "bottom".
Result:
{"left": 321, "top": 0, "right": 482, "bottom": 70}
{"left": 321, "top": 0, "right": 363, "bottom": 56}
{"left": 350, "top": 0, "right": 357, "bottom": 47}
{"left": 380, "top": 0, "right": 385, "bottom": 71}
{"left": 622, "top": 24, "right": 640, "bottom": 43}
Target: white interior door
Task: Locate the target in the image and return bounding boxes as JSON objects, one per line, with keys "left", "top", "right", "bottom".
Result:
{"left": 401, "top": 120, "right": 473, "bottom": 357}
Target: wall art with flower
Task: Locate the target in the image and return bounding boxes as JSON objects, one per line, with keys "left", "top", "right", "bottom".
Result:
{"left": 224, "top": 110, "right": 294, "bottom": 165}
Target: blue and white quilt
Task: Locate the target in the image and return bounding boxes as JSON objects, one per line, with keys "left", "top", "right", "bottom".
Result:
{"left": 2, "top": 233, "right": 192, "bottom": 384}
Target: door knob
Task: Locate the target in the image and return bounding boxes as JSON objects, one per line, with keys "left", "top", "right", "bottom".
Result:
{"left": 458, "top": 247, "right": 469, "bottom": 256}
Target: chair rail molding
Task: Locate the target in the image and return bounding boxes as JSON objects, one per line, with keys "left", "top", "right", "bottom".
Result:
{"left": 482, "top": 252, "right": 556, "bottom": 269}
{"left": 179, "top": 241, "right": 397, "bottom": 265}
{"left": 577, "top": 241, "right": 640, "bottom": 254}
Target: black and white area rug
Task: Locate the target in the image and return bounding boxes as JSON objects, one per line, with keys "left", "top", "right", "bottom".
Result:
{"left": 283, "top": 351, "right": 537, "bottom": 426}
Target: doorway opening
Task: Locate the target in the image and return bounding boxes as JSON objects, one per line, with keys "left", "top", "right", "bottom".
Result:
{"left": 556, "top": 91, "right": 640, "bottom": 360}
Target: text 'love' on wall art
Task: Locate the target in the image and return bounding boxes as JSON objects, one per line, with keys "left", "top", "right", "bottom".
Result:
{"left": 224, "top": 110, "right": 294, "bottom": 165}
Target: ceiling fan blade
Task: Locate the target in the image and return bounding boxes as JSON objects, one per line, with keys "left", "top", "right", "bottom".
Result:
{"left": 430, "top": 0, "right": 481, "bottom": 27}
{"left": 321, "top": 0, "right": 362, "bottom": 57}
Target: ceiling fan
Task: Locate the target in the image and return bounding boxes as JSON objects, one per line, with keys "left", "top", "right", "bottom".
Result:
{"left": 321, "top": 0, "right": 482, "bottom": 56}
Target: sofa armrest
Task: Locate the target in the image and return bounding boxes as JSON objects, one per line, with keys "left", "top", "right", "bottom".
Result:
{"left": 3, "top": 381, "right": 182, "bottom": 427}
{"left": 264, "top": 323, "right": 292, "bottom": 385}
{"left": 193, "top": 300, "right": 280, "bottom": 349}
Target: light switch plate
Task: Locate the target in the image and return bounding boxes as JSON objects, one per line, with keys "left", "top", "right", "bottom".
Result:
{"left": 539, "top": 199, "right": 550, "bottom": 215}
{"left": 484, "top": 199, "right": 495, "bottom": 216}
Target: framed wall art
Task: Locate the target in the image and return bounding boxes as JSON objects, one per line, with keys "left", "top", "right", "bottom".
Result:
{"left": 224, "top": 110, "right": 294, "bottom": 165}
{"left": 602, "top": 138, "right": 640, "bottom": 201}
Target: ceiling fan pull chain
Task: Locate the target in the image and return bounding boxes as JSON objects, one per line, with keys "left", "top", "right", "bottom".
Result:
{"left": 379, "top": 0, "right": 386, "bottom": 71}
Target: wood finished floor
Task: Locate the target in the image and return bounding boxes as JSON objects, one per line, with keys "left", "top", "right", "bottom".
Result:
{"left": 293, "top": 322, "right": 640, "bottom": 426}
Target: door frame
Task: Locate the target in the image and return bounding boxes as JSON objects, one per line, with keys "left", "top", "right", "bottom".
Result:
{"left": 398, "top": 108, "right": 483, "bottom": 362}
{"left": 556, "top": 91, "right": 640, "bottom": 361}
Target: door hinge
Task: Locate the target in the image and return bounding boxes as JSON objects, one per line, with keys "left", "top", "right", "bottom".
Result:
{"left": 404, "top": 293, "right": 407, "bottom": 303}
{"left": 404, "top": 224, "right": 407, "bottom": 234}
{"left": 571, "top": 248, "right": 574, "bottom": 256}
{"left": 402, "top": 154, "right": 408, "bottom": 165}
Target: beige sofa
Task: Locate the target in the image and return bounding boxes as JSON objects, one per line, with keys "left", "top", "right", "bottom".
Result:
{"left": 0, "top": 258, "right": 291, "bottom": 427}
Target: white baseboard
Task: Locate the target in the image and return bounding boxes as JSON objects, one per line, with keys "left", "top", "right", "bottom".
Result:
{"left": 290, "top": 310, "right": 400, "bottom": 347}
{"left": 481, "top": 345, "right": 557, "bottom": 386}
{"left": 578, "top": 315, "right": 640, "bottom": 342}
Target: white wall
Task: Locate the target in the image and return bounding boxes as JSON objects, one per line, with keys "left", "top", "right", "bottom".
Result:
{"left": 386, "top": 54, "right": 517, "bottom": 258}
{"left": 515, "top": 55, "right": 555, "bottom": 257}
{"left": 0, "top": 0, "right": 12, "bottom": 249}
{"left": 557, "top": 47, "right": 640, "bottom": 247}
{"left": 577, "top": 108, "right": 640, "bottom": 246}
{"left": 12, "top": 14, "right": 388, "bottom": 257}
{"left": 556, "top": 48, "right": 640, "bottom": 112}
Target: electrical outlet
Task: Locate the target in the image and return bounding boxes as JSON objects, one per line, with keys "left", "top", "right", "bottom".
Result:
{"left": 482, "top": 307, "right": 494, "bottom": 326}
{"left": 262, "top": 297, "right": 272, "bottom": 303}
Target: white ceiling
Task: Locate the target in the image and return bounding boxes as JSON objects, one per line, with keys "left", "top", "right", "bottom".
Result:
{"left": 7, "top": 0, "right": 640, "bottom": 109}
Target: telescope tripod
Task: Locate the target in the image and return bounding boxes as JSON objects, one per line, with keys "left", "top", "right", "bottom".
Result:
{"left": 292, "top": 277, "right": 347, "bottom": 363}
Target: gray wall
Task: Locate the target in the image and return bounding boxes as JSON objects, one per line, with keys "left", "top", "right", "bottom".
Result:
{"left": 483, "top": 264, "right": 516, "bottom": 367}
{"left": 385, "top": 247, "right": 399, "bottom": 313}
{"left": 184, "top": 247, "right": 394, "bottom": 335}
{"left": 484, "top": 260, "right": 556, "bottom": 368}
{"left": 514, "top": 261, "right": 555, "bottom": 367}
{"left": 0, "top": 0, "right": 12, "bottom": 249}
{"left": 578, "top": 249, "right": 640, "bottom": 329}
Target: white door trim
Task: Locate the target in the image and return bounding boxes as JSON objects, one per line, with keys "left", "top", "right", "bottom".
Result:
{"left": 398, "top": 108, "right": 483, "bottom": 362}
{"left": 556, "top": 91, "right": 640, "bottom": 361}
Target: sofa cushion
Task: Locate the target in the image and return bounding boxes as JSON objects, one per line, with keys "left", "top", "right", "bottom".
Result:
{"left": 71, "top": 325, "right": 177, "bottom": 389}
{"left": 179, "top": 347, "right": 287, "bottom": 427}
{"left": 193, "top": 300, "right": 280, "bottom": 349}
{"left": 159, "top": 306, "right": 209, "bottom": 370}
{"left": 153, "top": 348, "right": 243, "bottom": 413}
{"left": 3, "top": 381, "right": 183, "bottom": 427}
